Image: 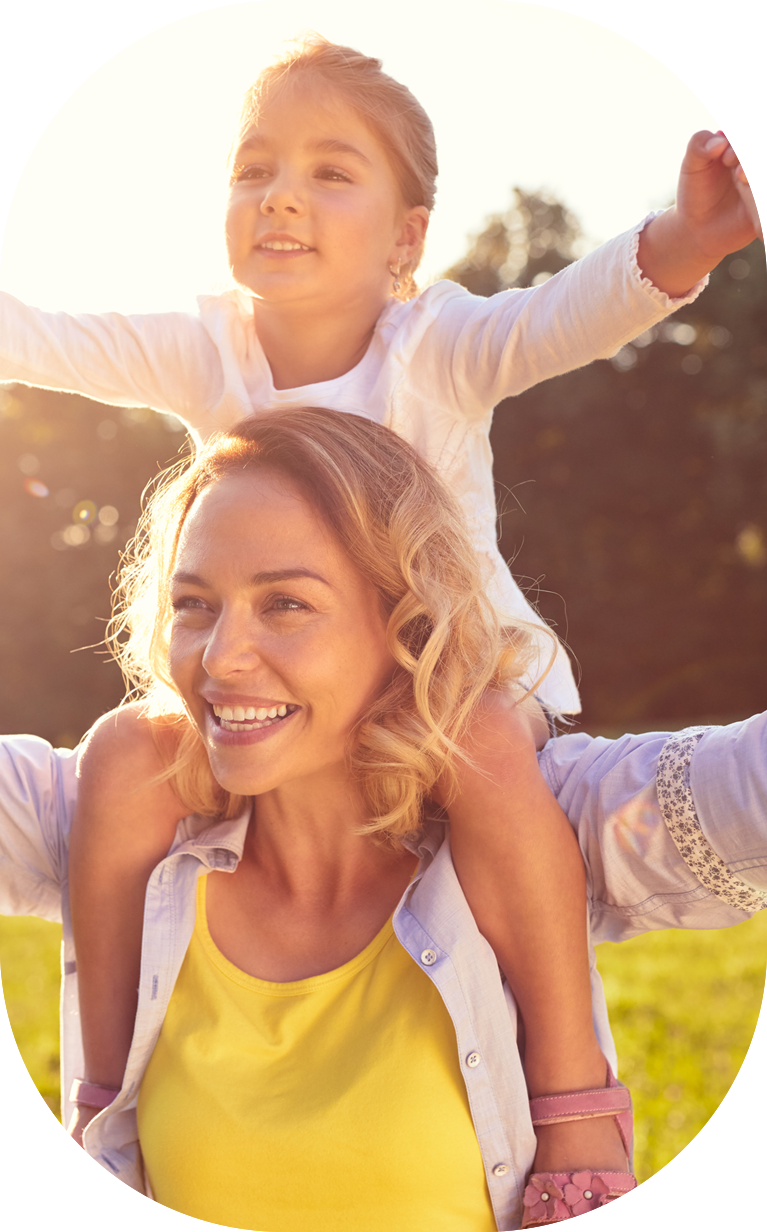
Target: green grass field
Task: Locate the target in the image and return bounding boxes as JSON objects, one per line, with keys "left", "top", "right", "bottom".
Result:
{"left": 1, "top": 909, "right": 765, "bottom": 1179}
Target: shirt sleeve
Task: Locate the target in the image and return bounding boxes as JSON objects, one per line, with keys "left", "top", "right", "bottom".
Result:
{"left": 417, "top": 213, "right": 707, "bottom": 421}
{"left": 0, "top": 291, "right": 225, "bottom": 431}
{"left": 538, "top": 717, "right": 767, "bottom": 945}
{"left": 0, "top": 736, "right": 78, "bottom": 922}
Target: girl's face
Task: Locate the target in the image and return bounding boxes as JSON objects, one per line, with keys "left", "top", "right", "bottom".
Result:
{"left": 225, "top": 83, "right": 428, "bottom": 310}
{"left": 168, "top": 468, "right": 396, "bottom": 799}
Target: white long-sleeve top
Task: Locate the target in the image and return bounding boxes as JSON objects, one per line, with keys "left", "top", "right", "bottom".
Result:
{"left": 0, "top": 215, "right": 705, "bottom": 712}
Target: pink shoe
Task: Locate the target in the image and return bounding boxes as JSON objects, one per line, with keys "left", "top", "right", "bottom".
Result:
{"left": 521, "top": 1066, "right": 637, "bottom": 1226}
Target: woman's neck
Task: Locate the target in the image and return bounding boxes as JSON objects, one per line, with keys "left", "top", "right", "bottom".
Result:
{"left": 248, "top": 770, "right": 396, "bottom": 900}
{"left": 251, "top": 291, "right": 389, "bottom": 390}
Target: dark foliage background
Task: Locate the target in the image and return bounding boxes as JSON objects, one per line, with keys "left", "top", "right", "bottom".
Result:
{"left": 1, "top": 196, "right": 765, "bottom": 744}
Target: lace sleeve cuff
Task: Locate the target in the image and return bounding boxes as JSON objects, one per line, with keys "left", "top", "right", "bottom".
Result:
{"left": 657, "top": 729, "right": 767, "bottom": 912}
{"left": 629, "top": 213, "right": 710, "bottom": 309}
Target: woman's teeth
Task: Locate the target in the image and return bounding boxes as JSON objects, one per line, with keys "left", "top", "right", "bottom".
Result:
{"left": 212, "top": 703, "right": 292, "bottom": 732}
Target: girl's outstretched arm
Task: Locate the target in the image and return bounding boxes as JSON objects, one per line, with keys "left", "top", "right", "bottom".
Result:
{"left": 443, "top": 688, "right": 627, "bottom": 1176}
{"left": 67, "top": 704, "right": 191, "bottom": 1146}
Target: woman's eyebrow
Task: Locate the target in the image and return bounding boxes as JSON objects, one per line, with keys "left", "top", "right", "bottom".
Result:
{"left": 252, "top": 568, "right": 331, "bottom": 587}
{"left": 170, "top": 568, "right": 330, "bottom": 587}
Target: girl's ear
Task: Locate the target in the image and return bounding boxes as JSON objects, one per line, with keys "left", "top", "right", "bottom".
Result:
{"left": 392, "top": 206, "right": 429, "bottom": 264}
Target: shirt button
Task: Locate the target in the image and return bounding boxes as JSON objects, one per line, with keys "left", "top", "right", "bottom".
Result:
{"left": 420, "top": 949, "right": 437, "bottom": 966}
{"left": 492, "top": 1163, "right": 509, "bottom": 1178}
{"left": 466, "top": 1051, "right": 481, "bottom": 1068}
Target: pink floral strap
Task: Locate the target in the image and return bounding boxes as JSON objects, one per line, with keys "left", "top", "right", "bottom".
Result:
{"left": 522, "top": 1170, "right": 637, "bottom": 1226}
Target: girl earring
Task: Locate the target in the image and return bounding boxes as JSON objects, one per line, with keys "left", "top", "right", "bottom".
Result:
{"left": 389, "top": 257, "right": 403, "bottom": 294}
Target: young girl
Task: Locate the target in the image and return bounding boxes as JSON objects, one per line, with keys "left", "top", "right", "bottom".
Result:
{"left": 0, "top": 35, "right": 758, "bottom": 1221}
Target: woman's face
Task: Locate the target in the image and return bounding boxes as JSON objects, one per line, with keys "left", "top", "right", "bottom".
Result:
{"left": 225, "top": 83, "right": 427, "bottom": 310}
{"left": 168, "top": 468, "right": 396, "bottom": 798}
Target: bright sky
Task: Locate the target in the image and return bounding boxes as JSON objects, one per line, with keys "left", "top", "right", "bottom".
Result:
{"left": 0, "top": 0, "right": 723, "bottom": 313}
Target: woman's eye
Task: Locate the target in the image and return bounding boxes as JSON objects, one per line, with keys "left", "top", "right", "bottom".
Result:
{"left": 171, "top": 596, "right": 209, "bottom": 615}
{"left": 269, "top": 595, "right": 309, "bottom": 614}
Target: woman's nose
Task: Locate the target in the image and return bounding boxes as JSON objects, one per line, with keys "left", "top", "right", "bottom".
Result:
{"left": 201, "top": 610, "right": 263, "bottom": 679}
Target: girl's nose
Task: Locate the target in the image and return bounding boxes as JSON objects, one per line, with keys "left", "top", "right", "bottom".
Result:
{"left": 260, "top": 173, "right": 304, "bottom": 217}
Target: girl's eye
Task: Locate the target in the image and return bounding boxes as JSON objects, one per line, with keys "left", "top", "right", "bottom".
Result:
{"left": 231, "top": 163, "right": 270, "bottom": 184}
{"left": 316, "top": 166, "right": 352, "bottom": 183}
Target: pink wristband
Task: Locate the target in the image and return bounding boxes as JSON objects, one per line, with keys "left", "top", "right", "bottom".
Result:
{"left": 69, "top": 1079, "right": 120, "bottom": 1110}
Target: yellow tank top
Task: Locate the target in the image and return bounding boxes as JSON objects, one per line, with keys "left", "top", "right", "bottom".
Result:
{"left": 137, "top": 876, "right": 496, "bottom": 1232}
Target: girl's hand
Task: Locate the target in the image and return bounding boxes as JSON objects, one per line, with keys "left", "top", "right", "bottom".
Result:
{"left": 675, "top": 131, "right": 761, "bottom": 258}
{"left": 66, "top": 1103, "right": 99, "bottom": 1149}
{"left": 637, "top": 130, "right": 761, "bottom": 299}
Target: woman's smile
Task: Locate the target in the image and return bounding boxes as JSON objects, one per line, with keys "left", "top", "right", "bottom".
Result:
{"left": 168, "top": 467, "right": 396, "bottom": 798}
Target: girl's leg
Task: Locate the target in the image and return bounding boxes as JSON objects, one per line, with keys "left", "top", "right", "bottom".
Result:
{"left": 68, "top": 705, "right": 191, "bottom": 1138}
{"left": 445, "top": 688, "right": 628, "bottom": 1175}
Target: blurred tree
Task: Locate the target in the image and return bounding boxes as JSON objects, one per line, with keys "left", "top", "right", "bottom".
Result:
{"left": 444, "top": 189, "right": 581, "bottom": 294}
{"left": 446, "top": 192, "right": 767, "bottom": 728}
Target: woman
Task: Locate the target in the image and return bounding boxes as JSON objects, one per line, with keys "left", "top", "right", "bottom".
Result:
{"left": 0, "top": 407, "right": 765, "bottom": 1231}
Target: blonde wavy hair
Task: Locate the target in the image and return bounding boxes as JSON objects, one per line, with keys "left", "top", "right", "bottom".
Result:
{"left": 109, "top": 408, "right": 538, "bottom": 842}
{"left": 230, "top": 34, "right": 438, "bottom": 301}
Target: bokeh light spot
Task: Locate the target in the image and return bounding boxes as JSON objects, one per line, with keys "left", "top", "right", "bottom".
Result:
{"left": 73, "top": 500, "right": 97, "bottom": 524}
{"left": 18, "top": 453, "right": 40, "bottom": 475}
{"left": 24, "top": 477, "right": 50, "bottom": 498}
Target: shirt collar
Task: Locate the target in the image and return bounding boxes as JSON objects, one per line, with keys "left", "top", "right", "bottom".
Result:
{"left": 167, "top": 801, "right": 448, "bottom": 877}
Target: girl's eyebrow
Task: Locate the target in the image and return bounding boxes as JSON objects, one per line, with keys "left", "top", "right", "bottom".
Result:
{"left": 309, "top": 138, "right": 372, "bottom": 166}
{"left": 171, "top": 568, "right": 331, "bottom": 588}
{"left": 234, "top": 135, "right": 371, "bottom": 166}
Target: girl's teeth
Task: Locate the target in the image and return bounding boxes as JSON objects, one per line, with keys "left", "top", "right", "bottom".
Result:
{"left": 244, "top": 707, "right": 256, "bottom": 720}
{"left": 278, "top": 705, "right": 287, "bottom": 716}
{"left": 256, "top": 707, "right": 269, "bottom": 720}
{"left": 233, "top": 706, "right": 246, "bottom": 721}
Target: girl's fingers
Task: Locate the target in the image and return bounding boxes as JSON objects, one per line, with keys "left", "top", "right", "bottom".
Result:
{"left": 704, "top": 133, "right": 729, "bottom": 156}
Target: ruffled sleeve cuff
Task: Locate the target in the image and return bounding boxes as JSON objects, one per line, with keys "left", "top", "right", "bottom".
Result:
{"left": 628, "top": 211, "right": 710, "bottom": 310}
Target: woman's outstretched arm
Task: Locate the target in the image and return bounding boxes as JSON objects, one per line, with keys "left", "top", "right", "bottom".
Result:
{"left": 539, "top": 712, "right": 767, "bottom": 940}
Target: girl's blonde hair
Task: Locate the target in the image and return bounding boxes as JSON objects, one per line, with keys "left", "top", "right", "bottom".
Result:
{"left": 110, "top": 408, "right": 536, "bottom": 842}
{"left": 231, "top": 34, "right": 438, "bottom": 300}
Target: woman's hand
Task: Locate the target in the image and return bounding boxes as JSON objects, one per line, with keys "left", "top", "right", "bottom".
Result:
{"left": 66, "top": 1103, "right": 99, "bottom": 1149}
{"left": 637, "top": 130, "right": 761, "bottom": 299}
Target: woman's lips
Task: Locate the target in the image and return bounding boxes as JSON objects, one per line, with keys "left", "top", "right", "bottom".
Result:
{"left": 205, "top": 702, "right": 300, "bottom": 746}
